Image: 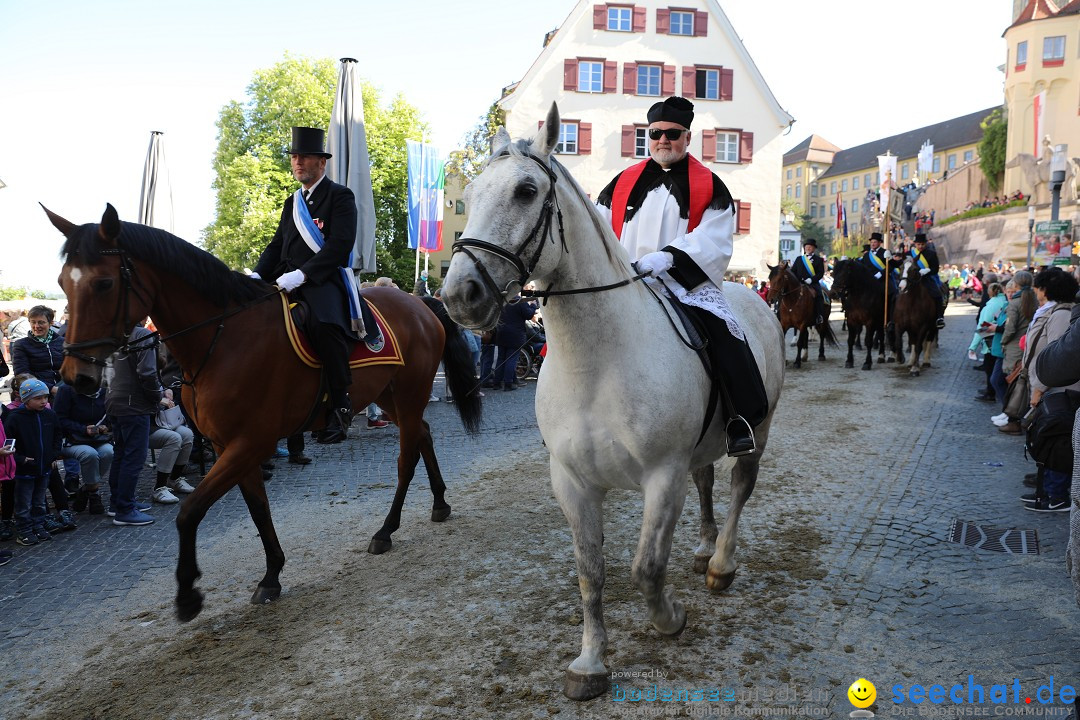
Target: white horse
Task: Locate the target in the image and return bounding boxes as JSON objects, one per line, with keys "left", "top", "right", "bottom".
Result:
{"left": 441, "top": 103, "right": 785, "bottom": 701}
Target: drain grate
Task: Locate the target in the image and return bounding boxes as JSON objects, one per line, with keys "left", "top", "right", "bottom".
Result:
{"left": 948, "top": 519, "right": 1040, "bottom": 554}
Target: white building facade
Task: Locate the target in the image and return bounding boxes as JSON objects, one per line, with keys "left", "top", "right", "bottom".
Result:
{"left": 499, "top": 0, "right": 794, "bottom": 278}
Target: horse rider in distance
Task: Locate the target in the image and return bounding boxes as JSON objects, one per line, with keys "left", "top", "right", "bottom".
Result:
{"left": 909, "top": 233, "right": 946, "bottom": 329}
{"left": 594, "top": 96, "right": 768, "bottom": 457}
{"left": 791, "top": 237, "right": 827, "bottom": 325}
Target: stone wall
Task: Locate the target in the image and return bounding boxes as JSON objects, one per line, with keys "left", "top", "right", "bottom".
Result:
{"left": 928, "top": 202, "right": 1080, "bottom": 265}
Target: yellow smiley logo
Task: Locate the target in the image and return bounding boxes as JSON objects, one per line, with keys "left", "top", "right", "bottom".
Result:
{"left": 848, "top": 678, "right": 876, "bottom": 709}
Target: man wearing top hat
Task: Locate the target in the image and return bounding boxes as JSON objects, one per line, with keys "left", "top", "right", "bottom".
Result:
{"left": 909, "top": 232, "right": 946, "bottom": 329}
{"left": 252, "top": 126, "right": 371, "bottom": 444}
{"left": 594, "top": 96, "right": 766, "bottom": 456}
{"left": 859, "top": 232, "right": 890, "bottom": 283}
{"left": 791, "top": 238, "right": 826, "bottom": 324}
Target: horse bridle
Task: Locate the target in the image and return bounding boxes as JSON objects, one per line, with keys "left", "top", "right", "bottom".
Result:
{"left": 64, "top": 244, "right": 280, "bottom": 384}
{"left": 451, "top": 151, "right": 649, "bottom": 309}
{"left": 451, "top": 151, "right": 567, "bottom": 309}
{"left": 62, "top": 248, "right": 152, "bottom": 367}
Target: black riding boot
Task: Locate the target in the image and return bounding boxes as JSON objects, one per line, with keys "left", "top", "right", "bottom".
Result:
{"left": 935, "top": 298, "right": 946, "bottom": 329}
{"left": 317, "top": 395, "right": 352, "bottom": 444}
{"left": 725, "top": 416, "right": 756, "bottom": 457}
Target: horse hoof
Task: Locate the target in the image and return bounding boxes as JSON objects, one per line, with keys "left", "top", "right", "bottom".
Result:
{"left": 861, "top": 363, "right": 871, "bottom": 371}
{"left": 921, "top": 362, "right": 931, "bottom": 368}
{"left": 251, "top": 585, "right": 281, "bottom": 605}
{"left": 431, "top": 505, "right": 451, "bottom": 523}
{"left": 367, "top": 537, "right": 393, "bottom": 555}
{"left": 654, "top": 603, "right": 688, "bottom": 637}
{"left": 844, "top": 361, "right": 854, "bottom": 369}
{"left": 886, "top": 357, "right": 896, "bottom": 363}
{"left": 910, "top": 370, "right": 920, "bottom": 377}
{"left": 175, "top": 589, "right": 204, "bottom": 623}
{"left": 706, "top": 568, "right": 736, "bottom": 593}
{"left": 693, "top": 556, "right": 709, "bottom": 575}
{"left": 564, "top": 670, "right": 610, "bottom": 701}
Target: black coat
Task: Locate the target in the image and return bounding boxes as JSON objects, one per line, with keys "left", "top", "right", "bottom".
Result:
{"left": 2, "top": 405, "right": 62, "bottom": 478}
{"left": 254, "top": 177, "right": 359, "bottom": 336}
{"left": 12, "top": 333, "right": 65, "bottom": 388}
{"left": 791, "top": 254, "right": 824, "bottom": 284}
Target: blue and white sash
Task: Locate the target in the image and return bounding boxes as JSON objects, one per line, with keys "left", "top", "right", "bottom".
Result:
{"left": 799, "top": 254, "right": 816, "bottom": 280}
{"left": 867, "top": 251, "right": 885, "bottom": 272}
{"left": 292, "top": 189, "right": 366, "bottom": 335}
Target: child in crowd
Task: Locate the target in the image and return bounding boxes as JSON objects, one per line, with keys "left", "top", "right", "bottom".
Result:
{"left": 2, "top": 379, "right": 63, "bottom": 546}
{"left": 0, "top": 414, "right": 15, "bottom": 565}
{"left": 0, "top": 373, "right": 35, "bottom": 541}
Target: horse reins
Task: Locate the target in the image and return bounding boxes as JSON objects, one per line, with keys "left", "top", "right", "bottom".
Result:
{"left": 452, "top": 151, "right": 649, "bottom": 309}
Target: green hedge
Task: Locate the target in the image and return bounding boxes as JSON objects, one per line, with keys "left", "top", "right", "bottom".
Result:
{"left": 935, "top": 199, "right": 1027, "bottom": 227}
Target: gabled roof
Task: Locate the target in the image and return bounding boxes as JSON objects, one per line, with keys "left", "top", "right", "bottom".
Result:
{"left": 782, "top": 134, "right": 841, "bottom": 165}
{"left": 1054, "top": 0, "right": 1080, "bottom": 14}
{"left": 1006, "top": 0, "right": 1061, "bottom": 32}
{"left": 817, "top": 106, "right": 1001, "bottom": 180}
{"left": 500, "top": 0, "right": 794, "bottom": 127}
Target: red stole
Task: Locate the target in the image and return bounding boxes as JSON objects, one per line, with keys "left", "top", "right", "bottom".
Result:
{"left": 610, "top": 155, "right": 713, "bottom": 240}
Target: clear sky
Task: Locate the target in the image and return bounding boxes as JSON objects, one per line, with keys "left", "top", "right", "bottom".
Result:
{"left": 0, "top": 0, "right": 1008, "bottom": 292}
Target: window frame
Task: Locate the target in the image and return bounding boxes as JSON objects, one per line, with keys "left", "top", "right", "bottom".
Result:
{"left": 454, "top": 199, "right": 465, "bottom": 215}
{"left": 696, "top": 67, "right": 720, "bottom": 100}
{"left": 578, "top": 60, "right": 604, "bottom": 93}
{"left": 634, "top": 127, "right": 649, "bottom": 158}
{"left": 636, "top": 63, "right": 662, "bottom": 96}
{"left": 1042, "top": 35, "right": 1065, "bottom": 65}
{"left": 607, "top": 6, "right": 632, "bottom": 32}
{"left": 555, "top": 122, "right": 579, "bottom": 155}
{"left": 1016, "top": 40, "right": 1028, "bottom": 70}
{"left": 669, "top": 10, "right": 693, "bottom": 35}
{"left": 715, "top": 130, "right": 739, "bottom": 163}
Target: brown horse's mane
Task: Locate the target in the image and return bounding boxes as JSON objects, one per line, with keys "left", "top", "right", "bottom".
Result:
{"left": 61, "top": 221, "right": 268, "bottom": 308}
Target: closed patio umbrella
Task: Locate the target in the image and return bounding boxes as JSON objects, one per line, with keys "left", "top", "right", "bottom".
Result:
{"left": 326, "top": 57, "right": 377, "bottom": 273}
{"left": 137, "top": 130, "right": 173, "bottom": 231}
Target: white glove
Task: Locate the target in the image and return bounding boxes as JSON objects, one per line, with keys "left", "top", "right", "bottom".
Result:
{"left": 919, "top": 268, "right": 931, "bottom": 276}
{"left": 804, "top": 278, "right": 812, "bottom": 285}
{"left": 874, "top": 272, "right": 882, "bottom": 279}
{"left": 248, "top": 272, "right": 262, "bottom": 280}
{"left": 636, "top": 251, "right": 674, "bottom": 276}
{"left": 275, "top": 269, "right": 306, "bottom": 292}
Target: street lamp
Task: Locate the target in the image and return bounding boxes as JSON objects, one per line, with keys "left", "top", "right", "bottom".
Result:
{"left": 1050, "top": 144, "right": 1068, "bottom": 221}
{"left": 1027, "top": 204, "right": 1036, "bottom": 269}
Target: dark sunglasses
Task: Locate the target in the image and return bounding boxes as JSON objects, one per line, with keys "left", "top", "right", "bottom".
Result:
{"left": 648, "top": 128, "right": 686, "bottom": 141}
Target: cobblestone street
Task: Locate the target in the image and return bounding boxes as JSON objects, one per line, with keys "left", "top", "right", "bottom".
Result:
{"left": 2, "top": 302, "right": 1077, "bottom": 719}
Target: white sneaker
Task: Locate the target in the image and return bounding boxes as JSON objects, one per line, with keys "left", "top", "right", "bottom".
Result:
{"left": 992, "top": 416, "right": 1011, "bottom": 427}
{"left": 169, "top": 477, "right": 196, "bottom": 494}
{"left": 151, "top": 486, "right": 180, "bottom": 504}
{"left": 991, "top": 412, "right": 1008, "bottom": 424}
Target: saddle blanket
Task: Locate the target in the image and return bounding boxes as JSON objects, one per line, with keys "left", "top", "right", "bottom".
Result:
{"left": 280, "top": 293, "right": 404, "bottom": 369}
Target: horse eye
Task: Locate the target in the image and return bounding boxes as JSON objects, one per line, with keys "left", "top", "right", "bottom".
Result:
{"left": 92, "top": 278, "right": 114, "bottom": 292}
{"left": 515, "top": 183, "right": 538, "bottom": 199}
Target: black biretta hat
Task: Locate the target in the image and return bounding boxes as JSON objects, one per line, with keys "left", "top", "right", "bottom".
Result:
{"left": 647, "top": 97, "right": 695, "bottom": 128}
{"left": 289, "top": 127, "right": 332, "bottom": 158}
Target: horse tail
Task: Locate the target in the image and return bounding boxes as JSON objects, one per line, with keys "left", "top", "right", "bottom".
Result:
{"left": 422, "top": 296, "right": 483, "bottom": 434}
{"left": 818, "top": 316, "right": 839, "bottom": 348}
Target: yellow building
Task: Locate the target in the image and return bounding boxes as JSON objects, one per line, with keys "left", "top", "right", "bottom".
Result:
{"left": 781, "top": 107, "right": 994, "bottom": 254}
{"left": 1002, "top": 0, "right": 1080, "bottom": 200}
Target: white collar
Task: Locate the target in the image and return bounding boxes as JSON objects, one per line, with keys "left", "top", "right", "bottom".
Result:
{"left": 302, "top": 174, "right": 326, "bottom": 198}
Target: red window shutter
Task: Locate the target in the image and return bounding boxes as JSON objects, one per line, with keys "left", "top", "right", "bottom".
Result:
{"left": 739, "top": 131, "right": 754, "bottom": 164}
{"left": 594, "top": 4, "right": 607, "bottom": 29}
{"left": 694, "top": 10, "right": 708, "bottom": 36}
{"left": 623, "top": 62, "right": 637, "bottom": 94}
{"left": 579, "top": 123, "right": 592, "bottom": 155}
{"left": 633, "top": 5, "right": 646, "bottom": 31}
{"left": 564, "top": 59, "right": 579, "bottom": 91}
{"left": 621, "top": 125, "right": 636, "bottom": 157}
{"left": 737, "top": 201, "right": 752, "bottom": 235}
{"left": 662, "top": 64, "right": 676, "bottom": 95}
{"left": 682, "top": 66, "right": 696, "bottom": 98}
{"left": 720, "top": 68, "right": 733, "bottom": 100}
{"left": 656, "top": 8, "right": 670, "bottom": 34}
{"left": 603, "top": 60, "right": 618, "bottom": 93}
{"left": 701, "top": 129, "right": 716, "bottom": 162}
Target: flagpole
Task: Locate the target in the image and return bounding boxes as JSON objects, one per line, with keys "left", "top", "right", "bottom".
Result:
{"left": 416, "top": 133, "right": 425, "bottom": 284}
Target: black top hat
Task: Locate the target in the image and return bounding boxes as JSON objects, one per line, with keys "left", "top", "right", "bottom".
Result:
{"left": 647, "top": 97, "right": 695, "bottom": 128}
{"left": 869, "top": 232, "right": 883, "bottom": 242}
{"left": 802, "top": 238, "right": 817, "bottom": 248}
{"left": 289, "top": 127, "right": 332, "bottom": 158}
{"left": 914, "top": 233, "right": 928, "bottom": 243}
{"left": 862, "top": 244, "right": 871, "bottom": 252}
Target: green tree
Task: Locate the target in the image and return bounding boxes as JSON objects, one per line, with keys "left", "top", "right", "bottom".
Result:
{"left": 797, "top": 214, "right": 832, "bottom": 255}
{"left": 978, "top": 108, "right": 1008, "bottom": 193}
{"left": 204, "top": 55, "right": 430, "bottom": 289}
{"left": 780, "top": 197, "right": 803, "bottom": 225}
{"left": 445, "top": 101, "right": 505, "bottom": 184}
{"left": 0, "top": 286, "right": 27, "bottom": 301}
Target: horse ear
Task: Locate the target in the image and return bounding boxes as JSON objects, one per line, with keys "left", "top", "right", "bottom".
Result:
{"left": 491, "top": 127, "right": 511, "bottom": 157}
{"left": 40, "top": 204, "right": 78, "bottom": 238}
{"left": 534, "top": 102, "right": 561, "bottom": 158}
{"left": 98, "top": 203, "right": 121, "bottom": 247}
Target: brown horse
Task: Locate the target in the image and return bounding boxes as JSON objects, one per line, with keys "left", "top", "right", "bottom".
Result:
{"left": 766, "top": 262, "right": 837, "bottom": 368}
{"left": 47, "top": 204, "right": 482, "bottom": 621}
{"left": 893, "top": 258, "right": 939, "bottom": 376}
